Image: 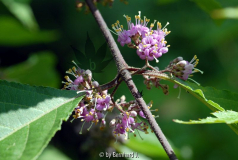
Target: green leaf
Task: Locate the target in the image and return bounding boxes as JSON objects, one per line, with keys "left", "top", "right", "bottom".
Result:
{"left": 149, "top": 72, "right": 238, "bottom": 134}
{"left": 174, "top": 110, "right": 238, "bottom": 124}
{"left": 0, "top": 16, "right": 58, "bottom": 46}
{"left": 0, "top": 80, "right": 84, "bottom": 160}
{"left": 173, "top": 78, "right": 225, "bottom": 112}
{"left": 2, "top": 0, "right": 38, "bottom": 30}
{"left": 172, "top": 78, "right": 238, "bottom": 112}
{"left": 0, "top": 52, "right": 61, "bottom": 88}
{"left": 168, "top": 78, "right": 238, "bottom": 134}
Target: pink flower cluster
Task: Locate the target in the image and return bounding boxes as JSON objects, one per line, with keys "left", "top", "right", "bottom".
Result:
{"left": 62, "top": 63, "right": 153, "bottom": 137}
{"left": 112, "top": 11, "right": 170, "bottom": 62}
{"left": 110, "top": 111, "right": 149, "bottom": 139}
{"left": 62, "top": 62, "right": 111, "bottom": 132}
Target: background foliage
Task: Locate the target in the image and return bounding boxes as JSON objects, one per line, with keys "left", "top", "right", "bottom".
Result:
{"left": 1, "top": 0, "right": 238, "bottom": 159}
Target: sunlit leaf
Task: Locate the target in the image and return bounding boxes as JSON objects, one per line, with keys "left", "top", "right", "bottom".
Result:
{"left": 0, "top": 80, "right": 84, "bottom": 160}
{"left": 2, "top": 0, "right": 38, "bottom": 30}
{"left": 211, "top": 7, "right": 238, "bottom": 19}
{"left": 174, "top": 110, "right": 238, "bottom": 124}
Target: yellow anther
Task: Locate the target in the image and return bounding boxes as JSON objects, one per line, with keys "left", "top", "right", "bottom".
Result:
{"left": 166, "top": 31, "right": 171, "bottom": 35}
{"left": 154, "top": 44, "right": 157, "bottom": 47}
{"left": 112, "top": 24, "right": 115, "bottom": 27}
{"left": 141, "top": 20, "right": 143, "bottom": 23}
{"left": 121, "top": 25, "right": 123, "bottom": 29}
{"left": 143, "top": 45, "right": 147, "bottom": 48}
{"left": 96, "top": 94, "right": 102, "bottom": 99}
{"left": 155, "top": 109, "right": 158, "bottom": 111}
{"left": 157, "top": 22, "right": 162, "bottom": 29}
{"left": 126, "top": 128, "right": 129, "bottom": 132}
{"left": 72, "top": 66, "right": 77, "bottom": 73}
{"left": 64, "top": 76, "right": 70, "bottom": 81}
{"left": 194, "top": 69, "right": 199, "bottom": 72}
{"left": 116, "top": 20, "right": 119, "bottom": 24}
{"left": 153, "top": 50, "right": 156, "bottom": 53}
{"left": 167, "top": 45, "right": 171, "bottom": 47}
{"left": 150, "top": 23, "right": 154, "bottom": 28}
{"left": 115, "top": 28, "right": 122, "bottom": 32}
{"left": 147, "top": 19, "right": 150, "bottom": 22}
{"left": 68, "top": 68, "right": 72, "bottom": 73}
{"left": 164, "top": 41, "right": 167, "bottom": 44}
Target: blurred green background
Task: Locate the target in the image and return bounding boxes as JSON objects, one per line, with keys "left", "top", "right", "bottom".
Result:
{"left": 1, "top": 0, "right": 238, "bottom": 159}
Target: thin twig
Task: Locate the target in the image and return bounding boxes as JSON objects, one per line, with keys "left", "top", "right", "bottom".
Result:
{"left": 85, "top": 1, "right": 178, "bottom": 159}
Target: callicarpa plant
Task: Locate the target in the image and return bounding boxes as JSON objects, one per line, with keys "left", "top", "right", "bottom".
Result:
{"left": 61, "top": 1, "right": 237, "bottom": 159}
{"left": 63, "top": 11, "right": 203, "bottom": 138}
{"left": 1, "top": 0, "right": 238, "bottom": 160}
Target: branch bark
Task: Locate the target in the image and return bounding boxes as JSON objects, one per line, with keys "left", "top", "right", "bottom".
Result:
{"left": 85, "top": 0, "right": 178, "bottom": 159}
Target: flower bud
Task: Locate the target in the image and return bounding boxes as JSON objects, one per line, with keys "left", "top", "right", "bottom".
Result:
{"left": 120, "top": 95, "right": 126, "bottom": 103}
{"left": 130, "top": 111, "right": 137, "bottom": 117}
{"left": 85, "top": 69, "right": 92, "bottom": 80}
{"left": 92, "top": 81, "right": 99, "bottom": 87}
{"left": 109, "top": 119, "right": 116, "bottom": 128}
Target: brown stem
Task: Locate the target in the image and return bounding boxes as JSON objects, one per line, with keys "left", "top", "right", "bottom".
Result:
{"left": 85, "top": 1, "right": 178, "bottom": 159}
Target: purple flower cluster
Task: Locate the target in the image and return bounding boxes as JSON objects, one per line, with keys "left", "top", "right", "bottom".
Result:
{"left": 110, "top": 112, "right": 149, "bottom": 139}
{"left": 62, "top": 62, "right": 111, "bottom": 132}
{"left": 63, "top": 63, "right": 154, "bottom": 137}
{"left": 112, "top": 11, "right": 170, "bottom": 62}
